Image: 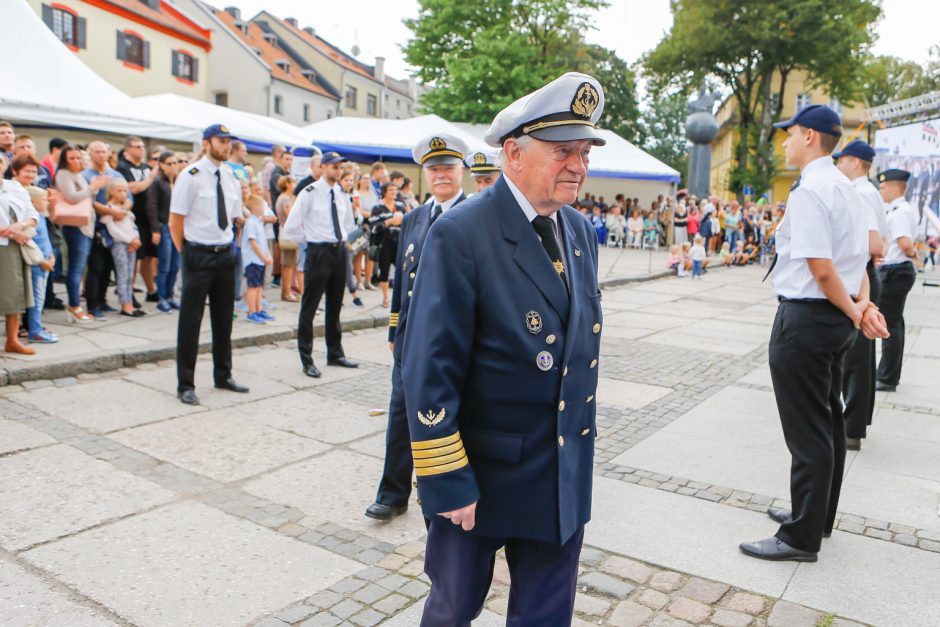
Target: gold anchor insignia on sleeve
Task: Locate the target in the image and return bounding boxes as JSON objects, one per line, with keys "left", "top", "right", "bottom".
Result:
{"left": 417, "top": 408, "right": 446, "bottom": 427}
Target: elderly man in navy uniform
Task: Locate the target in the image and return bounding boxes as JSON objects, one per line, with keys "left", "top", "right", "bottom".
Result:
{"left": 465, "top": 148, "right": 501, "bottom": 194}
{"left": 739, "top": 105, "right": 888, "bottom": 562}
{"left": 364, "top": 132, "right": 468, "bottom": 521}
{"left": 169, "top": 124, "right": 249, "bottom": 406}
{"left": 402, "top": 72, "right": 605, "bottom": 626}
{"left": 875, "top": 169, "right": 919, "bottom": 392}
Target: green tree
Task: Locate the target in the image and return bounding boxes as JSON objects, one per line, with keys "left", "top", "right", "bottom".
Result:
{"left": 644, "top": 0, "right": 880, "bottom": 197}
{"left": 402, "top": 0, "right": 639, "bottom": 138}
{"left": 636, "top": 91, "right": 689, "bottom": 186}
{"left": 863, "top": 47, "right": 940, "bottom": 107}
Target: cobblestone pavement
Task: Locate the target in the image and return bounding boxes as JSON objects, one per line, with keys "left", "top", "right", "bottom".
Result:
{"left": 2, "top": 264, "right": 939, "bottom": 626}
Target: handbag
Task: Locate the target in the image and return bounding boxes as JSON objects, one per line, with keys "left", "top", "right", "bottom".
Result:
{"left": 278, "top": 231, "right": 299, "bottom": 251}
{"left": 50, "top": 191, "right": 92, "bottom": 227}
{"left": 18, "top": 226, "right": 44, "bottom": 266}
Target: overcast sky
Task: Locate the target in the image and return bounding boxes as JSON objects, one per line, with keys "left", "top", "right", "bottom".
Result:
{"left": 225, "top": 0, "right": 938, "bottom": 82}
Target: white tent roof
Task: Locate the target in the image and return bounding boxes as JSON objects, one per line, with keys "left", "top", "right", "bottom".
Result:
{"left": 133, "top": 94, "right": 307, "bottom": 147}
{"left": 302, "top": 114, "right": 488, "bottom": 161}
{"left": 454, "top": 122, "right": 679, "bottom": 183}
{"left": 0, "top": 0, "right": 197, "bottom": 141}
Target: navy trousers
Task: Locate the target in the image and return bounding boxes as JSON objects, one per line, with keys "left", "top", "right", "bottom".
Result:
{"left": 421, "top": 518, "right": 583, "bottom": 627}
{"left": 374, "top": 359, "right": 413, "bottom": 508}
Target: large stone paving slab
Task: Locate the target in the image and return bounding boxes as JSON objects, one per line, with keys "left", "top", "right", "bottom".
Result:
{"left": 839, "top": 465, "right": 940, "bottom": 532}
{"left": 852, "top": 432, "right": 940, "bottom": 483}
{"left": 784, "top": 530, "right": 940, "bottom": 626}
{"left": 9, "top": 379, "right": 200, "bottom": 434}
{"left": 0, "top": 419, "right": 54, "bottom": 455}
{"left": 246, "top": 391, "right": 387, "bottom": 444}
{"left": 244, "top": 449, "right": 427, "bottom": 544}
{"left": 232, "top": 346, "right": 378, "bottom": 390}
{"left": 0, "top": 560, "right": 116, "bottom": 626}
{"left": 111, "top": 407, "right": 330, "bottom": 483}
{"left": 0, "top": 445, "right": 174, "bottom": 551}
{"left": 586, "top": 477, "right": 796, "bottom": 597}
{"left": 22, "top": 501, "right": 361, "bottom": 626}
{"left": 381, "top": 597, "right": 503, "bottom": 626}
{"left": 869, "top": 407, "right": 940, "bottom": 444}
{"left": 595, "top": 377, "right": 673, "bottom": 409}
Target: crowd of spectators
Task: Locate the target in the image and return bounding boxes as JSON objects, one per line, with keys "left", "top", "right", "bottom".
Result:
{"left": 576, "top": 191, "right": 784, "bottom": 275}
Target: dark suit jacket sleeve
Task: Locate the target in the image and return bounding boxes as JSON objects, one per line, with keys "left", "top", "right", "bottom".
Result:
{"left": 387, "top": 213, "right": 409, "bottom": 342}
{"left": 401, "top": 216, "right": 480, "bottom": 515}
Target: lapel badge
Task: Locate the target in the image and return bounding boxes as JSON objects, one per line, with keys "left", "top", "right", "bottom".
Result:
{"left": 553, "top": 260, "right": 565, "bottom": 275}
{"left": 536, "top": 351, "right": 554, "bottom": 372}
{"left": 406, "top": 243, "right": 414, "bottom": 256}
{"left": 417, "top": 408, "right": 446, "bottom": 427}
{"left": 574, "top": 249, "right": 581, "bottom": 257}
{"left": 526, "top": 310, "right": 543, "bottom": 335}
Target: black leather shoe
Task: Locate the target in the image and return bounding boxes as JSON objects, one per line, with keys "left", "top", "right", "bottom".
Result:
{"left": 215, "top": 378, "right": 249, "bottom": 393}
{"left": 303, "top": 364, "right": 322, "bottom": 378}
{"left": 767, "top": 508, "right": 830, "bottom": 537}
{"left": 875, "top": 381, "right": 897, "bottom": 392}
{"left": 739, "top": 537, "right": 818, "bottom": 562}
{"left": 178, "top": 389, "right": 200, "bottom": 405}
{"left": 328, "top": 356, "right": 359, "bottom": 368}
{"left": 365, "top": 502, "right": 408, "bottom": 521}
{"left": 847, "top": 437, "right": 862, "bottom": 451}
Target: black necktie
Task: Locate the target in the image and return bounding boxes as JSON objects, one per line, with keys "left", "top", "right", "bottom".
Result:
{"left": 214, "top": 170, "right": 228, "bottom": 231}
{"left": 329, "top": 188, "right": 342, "bottom": 242}
{"left": 763, "top": 175, "right": 801, "bottom": 282}
{"left": 430, "top": 204, "right": 442, "bottom": 224}
{"left": 532, "top": 216, "right": 567, "bottom": 290}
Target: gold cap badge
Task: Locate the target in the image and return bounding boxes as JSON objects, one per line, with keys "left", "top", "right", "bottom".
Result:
{"left": 474, "top": 152, "right": 487, "bottom": 165}
{"left": 429, "top": 137, "right": 446, "bottom": 151}
{"left": 219, "top": 125, "right": 229, "bottom": 133}
{"left": 571, "top": 82, "right": 599, "bottom": 119}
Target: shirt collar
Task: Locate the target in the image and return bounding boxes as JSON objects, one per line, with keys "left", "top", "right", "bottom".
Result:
{"left": 433, "top": 191, "right": 463, "bottom": 214}
{"left": 313, "top": 176, "right": 339, "bottom": 192}
{"left": 889, "top": 196, "right": 907, "bottom": 209}
{"left": 199, "top": 156, "right": 219, "bottom": 175}
{"left": 503, "top": 174, "right": 558, "bottom": 226}
{"left": 802, "top": 155, "right": 833, "bottom": 177}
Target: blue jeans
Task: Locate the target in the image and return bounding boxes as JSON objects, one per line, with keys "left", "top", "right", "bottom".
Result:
{"left": 727, "top": 229, "right": 741, "bottom": 255}
{"left": 61, "top": 226, "right": 91, "bottom": 307}
{"left": 156, "top": 224, "right": 180, "bottom": 302}
{"left": 27, "top": 266, "right": 48, "bottom": 336}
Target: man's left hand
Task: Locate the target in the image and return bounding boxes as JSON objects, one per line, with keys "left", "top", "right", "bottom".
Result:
{"left": 860, "top": 305, "right": 889, "bottom": 339}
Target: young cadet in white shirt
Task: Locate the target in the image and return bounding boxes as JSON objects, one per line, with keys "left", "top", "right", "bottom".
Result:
{"left": 168, "top": 124, "right": 249, "bottom": 406}
{"left": 282, "top": 151, "right": 358, "bottom": 378}
{"left": 875, "top": 169, "right": 919, "bottom": 392}
{"left": 740, "top": 105, "right": 888, "bottom": 564}
{"left": 834, "top": 140, "right": 888, "bottom": 450}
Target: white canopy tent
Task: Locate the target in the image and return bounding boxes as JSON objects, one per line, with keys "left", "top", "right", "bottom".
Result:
{"left": 0, "top": 0, "right": 197, "bottom": 141}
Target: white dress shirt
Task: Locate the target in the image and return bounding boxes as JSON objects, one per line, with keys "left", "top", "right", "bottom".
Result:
{"left": 282, "top": 177, "right": 355, "bottom": 244}
{"left": 169, "top": 156, "right": 243, "bottom": 245}
{"left": 504, "top": 174, "right": 569, "bottom": 271}
{"left": 772, "top": 156, "right": 868, "bottom": 299}
{"left": 851, "top": 176, "right": 889, "bottom": 243}
{"left": 430, "top": 191, "right": 463, "bottom": 216}
{"left": 0, "top": 179, "right": 41, "bottom": 246}
{"left": 883, "top": 196, "right": 918, "bottom": 265}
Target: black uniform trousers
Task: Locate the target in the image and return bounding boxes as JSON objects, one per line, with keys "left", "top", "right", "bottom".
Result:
{"left": 84, "top": 233, "right": 114, "bottom": 311}
{"left": 176, "top": 242, "right": 236, "bottom": 392}
{"left": 876, "top": 261, "right": 917, "bottom": 386}
{"left": 769, "top": 300, "right": 857, "bottom": 553}
{"left": 374, "top": 358, "right": 412, "bottom": 507}
{"left": 297, "top": 242, "right": 346, "bottom": 367}
{"left": 421, "top": 518, "right": 583, "bottom": 627}
{"left": 842, "top": 260, "right": 882, "bottom": 439}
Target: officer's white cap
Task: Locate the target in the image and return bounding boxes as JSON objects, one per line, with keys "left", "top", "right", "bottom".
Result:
{"left": 412, "top": 133, "right": 469, "bottom": 167}
{"left": 464, "top": 148, "right": 501, "bottom": 175}
{"left": 483, "top": 72, "right": 606, "bottom": 148}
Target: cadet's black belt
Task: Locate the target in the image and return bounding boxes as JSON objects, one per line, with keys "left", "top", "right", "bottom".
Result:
{"left": 880, "top": 260, "right": 914, "bottom": 269}
{"left": 184, "top": 241, "right": 233, "bottom": 253}
{"left": 777, "top": 296, "right": 829, "bottom": 304}
{"left": 307, "top": 241, "right": 342, "bottom": 249}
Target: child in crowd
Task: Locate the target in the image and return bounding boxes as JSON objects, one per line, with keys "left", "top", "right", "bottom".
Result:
{"left": 732, "top": 240, "right": 747, "bottom": 266}
{"left": 741, "top": 235, "right": 757, "bottom": 265}
{"left": 25, "top": 187, "right": 58, "bottom": 343}
{"left": 101, "top": 178, "right": 144, "bottom": 317}
{"left": 678, "top": 241, "right": 693, "bottom": 277}
{"left": 719, "top": 241, "right": 733, "bottom": 266}
{"left": 242, "top": 195, "right": 273, "bottom": 324}
{"left": 666, "top": 244, "right": 681, "bottom": 272}
{"left": 690, "top": 235, "right": 708, "bottom": 279}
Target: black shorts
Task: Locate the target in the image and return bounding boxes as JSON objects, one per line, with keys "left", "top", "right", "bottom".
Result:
{"left": 244, "top": 263, "right": 265, "bottom": 288}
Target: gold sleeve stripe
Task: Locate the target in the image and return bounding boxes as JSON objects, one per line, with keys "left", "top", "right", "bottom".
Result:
{"left": 412, "top": 431, "right": 461, "bottom": 450}
{"left": 413, "top": 448, "right": 466, "bottom": 468}
{"left": 412, "top": 441, "right": 464, "bottom": 459}
{"left": 414, "top": 455, "right": 469, "bottom": 477}
{"left": 389, "top": 313, "right": 400, "bottom": 327}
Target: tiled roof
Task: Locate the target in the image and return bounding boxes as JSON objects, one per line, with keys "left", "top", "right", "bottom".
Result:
{"left": 88, "top": 0, "right": 211, "bottom": 48}
{"left": 267, "top": 14, "right": 379, "bottom": 84}
{"left": 215, "top": 9, "right": 337, "bottom": 101}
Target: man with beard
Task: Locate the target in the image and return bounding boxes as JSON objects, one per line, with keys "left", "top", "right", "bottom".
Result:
{"left": 365, "top": 133, "right": 468, "bottom": 521}
{"left": 169, "top": 124, "right": 249, "bottom": 406}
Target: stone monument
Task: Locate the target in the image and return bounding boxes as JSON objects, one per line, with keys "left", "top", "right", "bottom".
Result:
{"left": 684, "top": 89, "right": 719, "bottom": 198}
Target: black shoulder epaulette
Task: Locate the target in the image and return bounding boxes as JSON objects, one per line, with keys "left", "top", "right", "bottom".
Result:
{"left": 188, "top": 167, "right": 199, "bottom": 175}
{"left": 305, "top": 185, "right": 314, "bottom": 192}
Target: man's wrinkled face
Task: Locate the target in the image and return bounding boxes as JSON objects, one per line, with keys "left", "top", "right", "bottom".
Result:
{"left": 423, "top": 163, "right": 463, "bottom": 202}
{"left": 473, "top": 173, "right": 498, "bottom": 192}
{"left": 512, "top": 138, "right": 592, "bottom": 209}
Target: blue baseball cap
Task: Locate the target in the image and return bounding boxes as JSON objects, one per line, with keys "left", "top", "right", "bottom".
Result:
{"left": 832, "top": 139, "right": 875, "bottom": 162}
{"left": 203, "top": 123, "right": 237, "bottom": 140}
{"left": 321, "top": 151, "right": 347, "bottom": 165}
{"left": 773, "top": 104, "right": 843, "bottom": 138}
